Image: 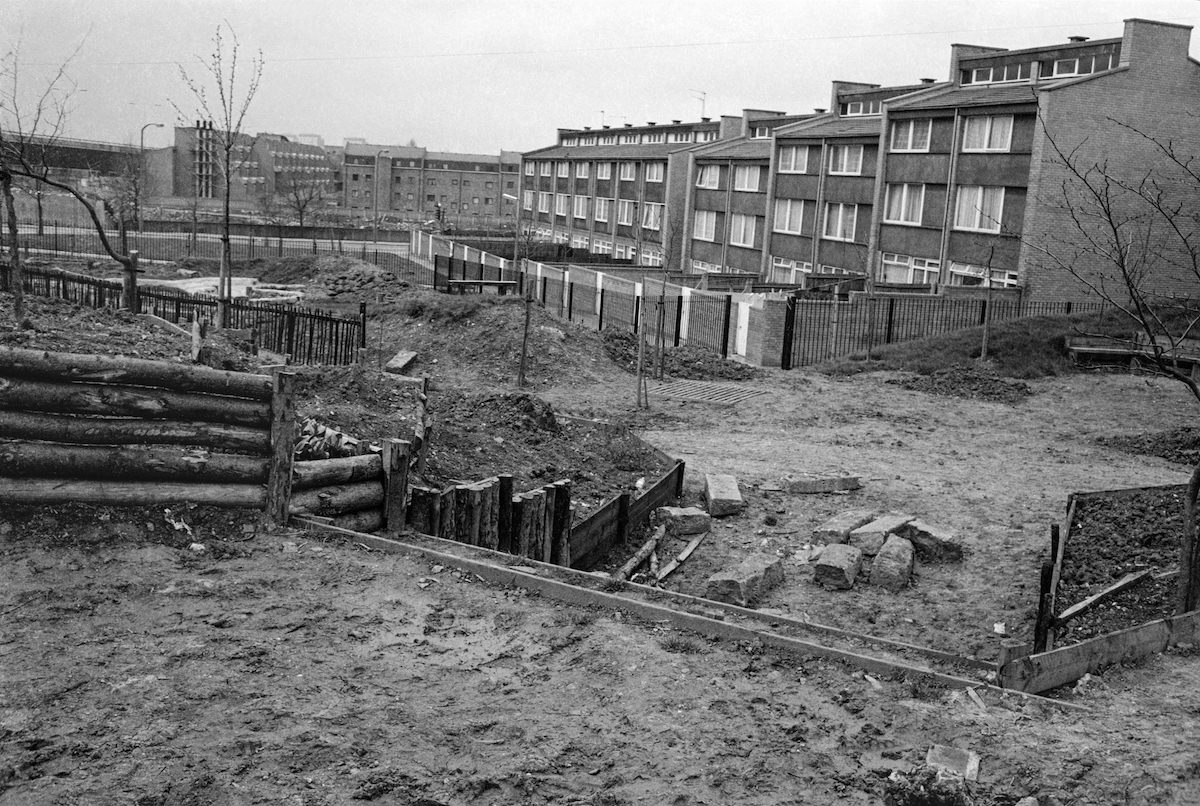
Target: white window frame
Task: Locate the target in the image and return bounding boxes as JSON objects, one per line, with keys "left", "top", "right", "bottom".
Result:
{"left": 573, "top": 195, "right": 588, "bottom": 219}
{"left": 823, "top": 202, "right": 858, "bottom": 241}
{"left": 645, "top": 162, "right": 664, "bottom": 183}
{"left": 642, "top": 202, "right": 663, "bottom": 231}
{"left": 890, "top": 119, "right": 931, "bottom": 153}
{"left": 555, "top": 193, "right": 569, "bottom": 216}
{"left": 594, "top": 239, "right": 613, "bottom": 255}
{"left": 730, "top": 213, "right": 756, "bottom": 248}
{"left": 954, "top": 185, "right": 1004, "bottom": 233}
{"left": 537, "top": 191, "right": 551, "bottom": 213}
{"left": 962, "top": 115, "right": 1013, "bottom": 153}
{"left": 642, "top": 249, "right": 664, "bottom": 267}
{"left": 594, "top": 197, "right": 611, "bottom": 223}
{"left": 881, "top": 252, "right": 941, "bottom": 284}
{"left": 539, "top": 162, "right": 551, "bottom": 177}
{"left": 732, "top": 165, "right": 761, "bottom": 192}
{"left": 524, "top": 161, "right": 535, "bottom": 176}
{"left": 778, "top": 145, "right": 808, "bottom": 173}
{"left": 575, "top": 162, "right": 589, "bottom": 179}
{"left": 883, "top": 183, "right": 925, "bottom": 226}
{"left": 693, "top": 210, "right": 716, "bottom": 241}
{"left": 752, "top": 126, "right": 770, "bottom": 138}
{"left": 643, "top": 132, "right": 664, "bottom": 144}
{"left": 617, "top": 199, "right": 635, "bottom": 225}
{"left": 522, "top": 190, "right": 534, "bottom": 210}
{"left": 696, "top": 165, "right": 719, "bottom": 188}
{"left": 556, "top": 162, "right": 569, "bottom": 178}
{"left": 596, "top": 162, "right": 612, "bottom": 180}
{"left": 773, "top": 199, "right": 804, "bottom": 234}
{"left": 692, "top": 259, "right": 719, "bottom": 273}
{"left": 828, "top": 145, "right": 864, "bottom": 175}
{"left": 618, "top": 162, "right": 636, "bottom": 181}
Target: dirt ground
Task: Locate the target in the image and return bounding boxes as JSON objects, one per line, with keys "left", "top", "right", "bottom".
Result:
{"left": 3, "top": 262, "right": 1200, "bottom": 803}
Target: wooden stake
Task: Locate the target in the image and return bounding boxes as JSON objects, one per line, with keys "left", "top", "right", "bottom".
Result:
{"left": 497, "top": 474, "right": 514, "bottom": 552}
{"left": 265, "top": 371, "right": 297, "bottom": 525}
{"left": 381, "top": 439, "right": 411, "bottom": 537}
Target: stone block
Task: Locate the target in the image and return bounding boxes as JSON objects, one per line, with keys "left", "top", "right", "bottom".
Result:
{"left": 704, "top": 474, "right": 745, "bottom": 517}
{"left": 812, "top": 509, "right": 877, "bottom": 544}
{"left": 384, "top": 350, "right": 418, "bottom": 375}
{"left": 706, "top": 554, "right": 784, "bottom": 607}
{"left": 896, "top": 519, "right": 964, "bottom": 563}
{"left": 782, "top": 473, "right": 862, "bottom": 494}
{"left": 813, "top": 544, "right": 862, "bottom": 590}
{"left": 849, "top": 513, "right": 914, "bottom": 556}
{"left": 652, "top": 506, "right": 711, "bottom": 536}
{"left": 925, "top": 745, "right": 980, "bottom": 781}
{"left": 869, "top": 535, "right": 915, "bottom": 592}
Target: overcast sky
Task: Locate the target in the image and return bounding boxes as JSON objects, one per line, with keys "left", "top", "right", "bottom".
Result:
{"left": 7, "top": 0, "right": 1200, "bottom": 155}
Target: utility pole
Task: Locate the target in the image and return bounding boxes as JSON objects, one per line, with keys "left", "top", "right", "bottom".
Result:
{"left": 136, "top": 122, "right": 164, "bottom": 232}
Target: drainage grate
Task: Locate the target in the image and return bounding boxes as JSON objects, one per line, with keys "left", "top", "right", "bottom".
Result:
{"left": 651, "top": 379, "right": 767, "bottom": 406}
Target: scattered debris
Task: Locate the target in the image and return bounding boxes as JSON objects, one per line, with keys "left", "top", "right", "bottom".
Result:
{"left": 384, "top": 350, "right": 418, "bottom": 375}
{"left": 813, "top": 544, "right": 863, "bottom": 591}
{"left": 849, "top": 513, "right": 914, "bottom": 556}
{"left": 613, "top": 526, "right": 664, "bottom": 581}
{"left": 896, "top": 519, "right": 964, "bottom": 563}
{"left": 870, "top": 535, "right": 916, "bottom": 592}
{"left": 656, "top": 532, "right": 707, "bottom": 582}
{"left": 812, "top": 509, "right": 877, "bottom": 545}
{"left": 705, "top": 553, "right": 785, "bottom": 607}
{"left": 652, "top": 506, "right": 712, "bottom": 536}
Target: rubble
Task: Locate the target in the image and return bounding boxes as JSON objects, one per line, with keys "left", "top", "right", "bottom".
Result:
{"left": 870, "top": 535, "right": 915, "bottom": 592}
{"left": 653, "top": 506, "right": 712, "bottom": 535}
{"left": 813, "top": 544, "right": 863, "bottom": 590}
{"left": 704, "top": 473, "right": 745, "bottom": 517}
{"left": 705, "top": 553, "right": 784, "bottom": 607}
{"left": 782, "top": 472, "right": 861, "bottom": 494}
{"left": 812, "top": 509, "right": 876, "bottom": 544}
{"left": 849, "top": 513, "right": 914, "bottom": 555}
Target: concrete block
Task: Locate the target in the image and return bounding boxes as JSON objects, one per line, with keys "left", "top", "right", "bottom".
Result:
{"left": 704, "top": 474, "right": 745, "bottom": 517}
{"left": 925, "top": 745, "right": 980, "bottom": 781}
{"left": 384, "top": 350, "right": 418, "bottom": 375}
{"left": 812, "top": 509, "right": 877, "bottom": 544}
{"left": 869, "top": 535, "right": 915, "bottom": 592}
{"left": 896, "top": 519, "right": 964, "bottom": 563}
{"left": 849, "top": 513, "right": 914, "bottom": 556}
{"left": 652, "top": 506, "right": 711, "bottom": 536}
{"left": 706, "top": 554, "right": 784, "bottom": 607}
{"left": 812, "top": 544, "right": 862, "bottom": 590}
{"left": 782, "top": 472, "right": 862, "bottom": 494}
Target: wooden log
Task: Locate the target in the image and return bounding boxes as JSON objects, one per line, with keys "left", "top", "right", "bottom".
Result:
{"left": 438, "top": 487, "right": 457, "bottom": 542}
{"left": 524, "top": 489, "right": 547, "bottom": 561}
{"left": 0, "top": 375, "right": 270, "bottom": 427}
{"left": 381, "top": 439, "right": 411, "bottom": 537}
{"left": 656, "top": 532, "right": 707, "bottom": 582}
{"left": 406, "top": 486, "right": 440, "bottom": 535}
{"left": 289, "top": 480, "right": 384, "bottom": 517}
{"left": 550, "top": 479, "right": 572, "bottom": 567}
{"left": 613, "top": 525, "right": 665, "bottom": 581}
{"left": 0, "top": 345, "right": 271, "bottom": 400}
{"left": 0, "top": 477, "right": 264, "bottom": 507}
{"left": 479, "top": 480, "right": 500, "bottom": 550}
{"left": 468, "top": 484, "right": 484, "bottom": 546}
{"left": 497, "top": 475, "right": 514, "bottom": 552}
{"left": 0, "top": 409, "right": 270, "bottom": 454}
{"left": 293, "top": 454, "right": 383, "bottom": 490}
{"left": 331, "top": 508, "right": 384, "bottom": 534}
{"left": 541, "top": 484, "right": 557, "bottom": 563}
{"left": 265, "top": 372, "right": 296, "bottom": 525}
{"left": 452, "top": 484, "right": 473, "bottom": 544}
{"left": 0, "top": 439, "right": 268, "bottom": 483}
{"left": 1054, "top": 570, "right": 1153, "bottom": 627}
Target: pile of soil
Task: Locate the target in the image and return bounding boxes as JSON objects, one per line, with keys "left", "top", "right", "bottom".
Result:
{"left": 291, "top": 365, "right": 423, "bottom": 445}
{"left": 890, "top": 364, "right": 1032, "bottom": 404}
{"left": 304, "top": 256, "right": 409, "bottom": 302}
{"left": 175, "top": 255, "right": 324, "bottom": 285}
{"left": 1098, "top": 427, "right": 1200, "bottom": 467}
{"left": 1056, "top": 486, "right": 1184, "bottom": 642}
{"left": 0, "top": 294, "right": 190, "bottom": 360}
{"left": 601, "top": 329, "right": 760, "bottom": 382}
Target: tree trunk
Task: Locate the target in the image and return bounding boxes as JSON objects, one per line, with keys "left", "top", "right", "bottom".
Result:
{"left": 1176, "top": 462, "right": 1200, "bottom": 614}
{"left": 289, "top": 480, "right": 384, "bottom": 517}
{"left": 220, "top": 149, "right": 233, "bottom": 325}
{"left": 0, "top": 172, "right": 23, "bottom": 318}
{"left": 35, "top": 192, "right": 44, "bottom": 236}
{"left": 0, "top": 477, "right": 266, "bottom": 508}
{"left": 0, "top": 439, "right": 268, "bottom": 483}
{"left": 0, "top": 409, "right": 270, "bottom": 454}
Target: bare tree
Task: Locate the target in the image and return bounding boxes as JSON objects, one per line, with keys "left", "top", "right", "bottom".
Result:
{"left": 276, "top": 168, "right": 326, "bottom": 227}
{"left": 1027, "top": 114, "right": 1200, "bottom": 613}
{"left": 173, "top": 24, "right": 263, "bottom": 324}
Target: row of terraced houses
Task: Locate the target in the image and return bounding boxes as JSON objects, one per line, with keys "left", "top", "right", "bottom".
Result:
{"left": 518, "top": 18, "right": 1200, "bottom": 300}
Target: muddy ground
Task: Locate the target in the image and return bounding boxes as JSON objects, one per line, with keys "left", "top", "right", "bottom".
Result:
{"left": 3, "top": 259, "right": 1200, "bottom": 803}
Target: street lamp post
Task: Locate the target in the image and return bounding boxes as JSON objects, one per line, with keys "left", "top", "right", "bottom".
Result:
{"left": 372, "top": 149, "right": 390, "bottom": 244}
{"left": 137, "top": 122, "right": 164, "bottom": 232}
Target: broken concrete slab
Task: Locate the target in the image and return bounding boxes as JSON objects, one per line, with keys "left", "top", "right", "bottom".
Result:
{"left": 782, "top": 472, "right": 862, "bottom": 494}
{"left": 896, "top": 519, "right": 964, "bottom": 563}
{"left": 652, "top": 506, "right": 711, "bottom": 536}
{"left": 870, "top": 535, "right": 915, "bottom": 592}
{"left": 705, "top": 553, "right": 784, "bottom": 607}
{"left": 813, "top": 544, "right": 863, "bottom": 590}
{"left": 849, "top": 513, "right": 914, "bottom": 556}
{"left": 812, "top": 509, "right": 877, "bottom": 545}
{"left": 925, "top": 745, "right": 980, "bottom": 781}
{"left": 704, "top": 474, "right": 745, "bottom": 517}
{"left": 384, "top": 350, "right": 418, "bottom": 375}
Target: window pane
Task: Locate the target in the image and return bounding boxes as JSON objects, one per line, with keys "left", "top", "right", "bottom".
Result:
{"left": 913, "top": 120, "right": 930, "bottom": 150}
{"left": 963, "top": 118, "right": 986, "bottom": 150}
{"left": 988, "top": 116, "right": 1012, "bottom": 150}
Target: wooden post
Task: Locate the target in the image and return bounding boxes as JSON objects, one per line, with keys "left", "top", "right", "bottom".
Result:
{"left": 191, "top": 317, "right": 204, "bottom": 362}
{"left": 438, "top": 487, "right": 457, "bottom": 542}
{"left": 467, "top": 484, "right": 483, "bottom": 546}
{"left": 1033, "top": 560, "right": 1055, "bottom": 653}
{"left": 541, "top": 484, "right": 557, "bottom": 563}
{"left": 264, "top": 371, "right": 297, "bottom": 525}
{"left": 497, "top": 474, "right": 514, "bottom": 552}
{"left": 407, "top": 486, "right": 439, "bottom": 535}
{"left": 509, "top": 494, "right": 525, "bottom": 557}
{"left": 122, "top": 250, "right": 140, "bottom": 313}
{"left": 550, "top": 479, "right": 572, "bottom": 567}
{"left": 381, "top": 439, "right": 411, "bottom": 537}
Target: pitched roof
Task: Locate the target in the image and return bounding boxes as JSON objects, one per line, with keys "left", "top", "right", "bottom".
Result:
{"left": 776, "top": 115, "right": 883, "bottom": 138}
{"left": 522, "top": 142, "right": 696, "bottom": 159}
{"left": 891, "top": 83, "right": 1041, "bottom": 110}
{"left": 693, "top": 137, "right": 771, "bottom": 160}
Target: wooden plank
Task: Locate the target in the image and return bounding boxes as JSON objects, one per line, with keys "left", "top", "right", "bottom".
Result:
{"left": 1004, "top": 619, "right": 1174, "bottom": 693}
{"left": 265, "top": 371, "right": 296, "bottom": 525}
{"left": 0, "top": 477, "right": 265, "bottom": 508}
{"left": 1055, "top": 570, "right": 1153, "bottom": 627}
{"left": 569, "top": 493, "right": 626, "bottom": 570}
{"left": 509, "top": 494, "right": 525, "bottom": 556}
{"left": 381, "top": 439, "right": 411, "bottom": 537}
{"left": 656, "top": 532, "right": 707, "bottom": 582}
{"left": 628, "top": 461, "right": 684, "bottom": 526}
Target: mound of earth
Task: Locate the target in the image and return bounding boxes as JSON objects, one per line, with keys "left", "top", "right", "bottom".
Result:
{"left": 601, "top": 328, "right": 761, "bottom": 382}
{"left": 304, "top": 255, "right": 409, "bottom": 302}
{"left": 1098, "top": 427, "right": 1200, "bottom": 467}
{"left": 890, "top": 364, "right": 1032, "bottom": 403}
{"left": 174, "top": 255, "right": 324, "bottom": 285}
{"left": 0, "top": 294, "right": 190, "bottom": 360}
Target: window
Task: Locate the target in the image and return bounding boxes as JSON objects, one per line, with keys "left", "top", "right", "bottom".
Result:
{"left": 643, "top": 250, "right": 664, "bottom": 267}
{"left": 884, "top": 183, "right": 924, "bottom": 225}
{"left": 485, "top": 181, "right": 494, "bottom": 189}
{"left": 668, "top": 131, "right": 693, "bottom": 143}
{"left": 576, "top": 162, "right": 589, "bottom": 179}
{"left": 642, "top": 202, "right": 663, "bottom": 231}
{"left": 555, "top": 193, "right": 569, "bottom": 216}
{"left": 351, "top": 173, "right": 359, "bottom": 182}
{"left": 828, "top": 145, "right": 863, "bottom": 175}
{"left": 427, "top": 178, "right": 436, "bottom": 185}
{"left": 697, "top": 131, "right": 718, "bottom": 143}
{"left": 733, "top": 165, "right": 760, "bottom": 191}
{"left": 962, "top": 115, "right": 1012, "bottom": 152}
{"left": 770, "top": 256, "right": 812, "bottom": 283}
{"left": 948, "top": 261, "right": 1019, "bottom": 288}
{"left": 537, "top": 191, "right": 551, "bottom": 213}
{"left": 773, "top": 199, "right": 804, "bottom": 234}
{"left": 730, "top": 214, "right": 756, "bottom": 247}
{"left": 601, "top": 135, "right": 616, "bottom": 145}
{"left": 471, "top": 196, "right": 479, "bottom": 204}
{"left": 823, "top": 203, "right": 857, "bottom": 241}
{"left": 618, "top": 133, "right": 638, "bottom": 144}
{"left": 645, "top": 162, "right": 664, "bottom": 183}
{"left": 594, "top": 239, "right": 613, "bottom": 255}
{"left": 563, "top": 137, "right": 578, "bottom": 147}
{"left": 426, "top": 194, "right": 435, "bottom": 202}
{"left": 842, "top": 100, "right": 881, "bottom": 116}
{"left": 890, "top": 119, "right": 931, "bottom": 152}
{"left": 597, "top": 162, "right": 612, "bottom": 180}
{"left": 778, "top": 146, "right": 808, "bottom": 173}
{"left": 954, "top": 185, "right": 1004, "bottom": 232}
{"left": 617, "top": 199, "right": 635, "bottom": 225}
{"left": 540, "top": 162, "right": 551, "bottom": 176}
{"left": 594, "top": 197, "right": 611, "bottom": 222}
{"left": 696, "top": 165, "right": 719, "bottom": 188}
{"left": 582, "top": 136, "right": 597, "bottom": 146}
{"left": 693, "top": 210, "right": 717, "bottom": 241}
{"left": 643, "top": 132, "right": 664, "bottom": 144}
{"left": 618, "top": 162, "right": 636, "bottom": 181}
{"left": 571, "top": 235, "right": 590, "bottom": 249}
{"left": 752, "top": 126, "right": 770, "bottom": 138}
{"left": 485, "top": 197, "right": 493, "bottom": 205}
{"left": 555, "top": 162, "right": 568, "bottom": 178}
{"left": 573, "top": 195, "right": 588, "bottom": 219}
{"left": 881, "top": 253, "right": 940, "bottom": 284}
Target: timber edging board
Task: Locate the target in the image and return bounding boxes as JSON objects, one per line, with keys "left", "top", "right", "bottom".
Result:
{"left": 292, "top": 515, "right": 1088, "bottom": 714}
